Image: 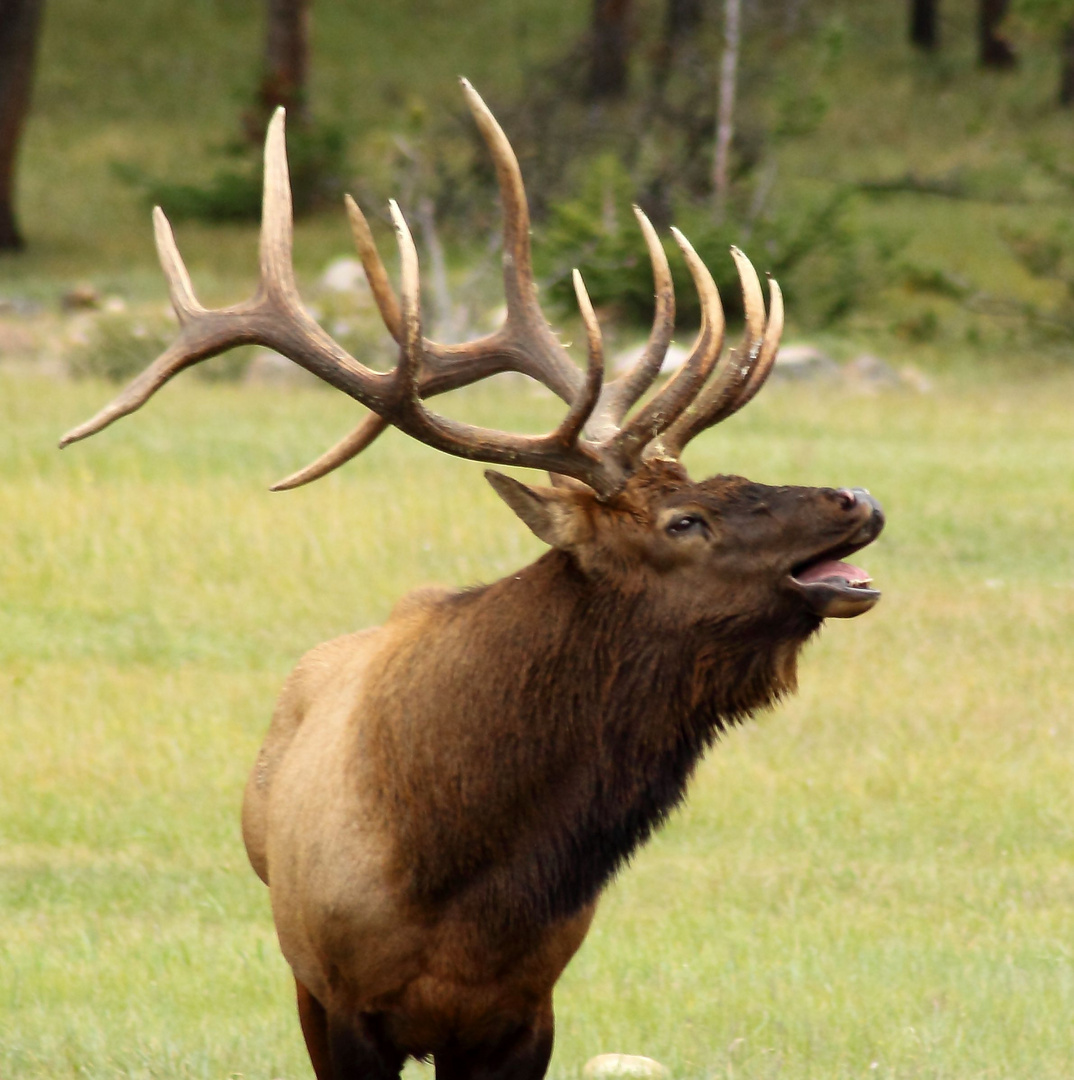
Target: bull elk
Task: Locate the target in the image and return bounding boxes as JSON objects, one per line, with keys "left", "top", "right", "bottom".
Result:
{"left": 61, "top": 81, "right": 884, "bottom": 1080}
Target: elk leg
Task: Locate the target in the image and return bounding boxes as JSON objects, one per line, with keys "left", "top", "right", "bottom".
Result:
{"left": 433, "top": 1008, "right": 555, "bottom": 1080}
{"left": 326, "top": 1010, "right": 406, "bottom": 1080}
{"left": 296, "top": 979, "right": 333, "bottom": 1080}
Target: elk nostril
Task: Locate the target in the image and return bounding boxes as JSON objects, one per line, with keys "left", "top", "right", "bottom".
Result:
{"left": 836, "top": 488, "right": 857, "bottom": 510}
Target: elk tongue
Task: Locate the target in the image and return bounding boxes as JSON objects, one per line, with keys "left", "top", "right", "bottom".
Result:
{"left": 794, "top": 559, "right": 871, "bottom": 587}
{"left": 790, "top": 558, "right": 880, "bottom": 619}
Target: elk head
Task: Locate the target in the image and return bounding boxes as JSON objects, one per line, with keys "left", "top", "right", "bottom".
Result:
{"left": 59, "top": 79, "right": 884, "bottom": 628}
{"left": 489, "top": 466, "right": 882, "bottom": 630}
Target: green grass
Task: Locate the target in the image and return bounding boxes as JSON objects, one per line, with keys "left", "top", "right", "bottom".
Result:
{"left": 1, "top": 368, "right": 1072, "bottom": 1078}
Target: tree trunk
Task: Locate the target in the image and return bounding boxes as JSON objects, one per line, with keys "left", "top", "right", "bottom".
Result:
{"left": 667, "top": 0, "right": 703, "bottom": 36}
{"left": 713, "top": 0, "right": 741, "bottom": 219}
{"left": 909, "top": 0, "right": 939, "bottom": 50}
{"left": 0, "top": 0, "right": 44, "bottom": 252}
{"left": 245, "top": 0, "right": 311, "bottom": 141}
{"left": 1060, "top": 20, "right": 1074, "bottom": 106}
{"left": 585, "top": 0, "right": 633, "bottom": 101}
{"left": 979, "top": 0, "right": 1016, "bottom": 69}
{"left": 652, "top": 0, "right": 704, "bottom": 98}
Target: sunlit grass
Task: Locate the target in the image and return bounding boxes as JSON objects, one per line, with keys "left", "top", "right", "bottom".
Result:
{"left": 1, "top": 369, "right": 1072, "bottom": 1078}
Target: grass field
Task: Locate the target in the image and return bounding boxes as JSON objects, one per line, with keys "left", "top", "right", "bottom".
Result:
{"left": 1, "top": 366, "right": 1072, "bottom": 1079}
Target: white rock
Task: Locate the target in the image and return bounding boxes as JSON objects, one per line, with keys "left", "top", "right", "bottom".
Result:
{"left": 320, "top": 257, "right": 368, "bottom": 296}
{"left": 582, "top": 1053, "right": 670, "bottom": 1080}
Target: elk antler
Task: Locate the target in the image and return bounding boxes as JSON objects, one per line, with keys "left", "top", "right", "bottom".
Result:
{"left": 60, "top": 80, "right": 783, "bottom": 499}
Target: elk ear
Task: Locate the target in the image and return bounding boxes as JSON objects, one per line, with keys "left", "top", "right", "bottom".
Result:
{"left": 485, "top": 470, "right": 581, "bottom": 548}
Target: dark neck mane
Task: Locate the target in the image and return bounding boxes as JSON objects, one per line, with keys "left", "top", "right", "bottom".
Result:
{"left": 366, "top": 550, "right": 816, "bottom": 937}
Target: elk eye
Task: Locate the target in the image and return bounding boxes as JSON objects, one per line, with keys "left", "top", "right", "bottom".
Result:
{"left": 665, "top": 513, "right": 708, "bottom": 537}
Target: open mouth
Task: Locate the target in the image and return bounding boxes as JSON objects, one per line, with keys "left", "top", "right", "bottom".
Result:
{"left": 788, "top": 521, "right": 883, "bottom": 619}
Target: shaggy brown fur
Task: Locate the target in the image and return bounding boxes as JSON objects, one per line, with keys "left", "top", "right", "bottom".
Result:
{"left": 241, "top": 460, "right": 884, "bottom": 1080}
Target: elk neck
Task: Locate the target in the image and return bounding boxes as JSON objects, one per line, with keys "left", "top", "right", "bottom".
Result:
{"left": 360, "top": 547, "right": 819, "bottom": 940}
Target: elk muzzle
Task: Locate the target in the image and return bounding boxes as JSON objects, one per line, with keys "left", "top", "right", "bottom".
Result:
{"left": 787, "top": 489, "right": 885, "bottom": 619}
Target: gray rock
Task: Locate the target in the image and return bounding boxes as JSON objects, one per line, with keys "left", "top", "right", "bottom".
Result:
{"left": 844, "top": 353, "right": 902, "bottom": 392}
{"left": 0, "top": 296, "right": 42, "bottom": 316}
{"left": 772, "top": 344, "right": 840, "bottom": 382}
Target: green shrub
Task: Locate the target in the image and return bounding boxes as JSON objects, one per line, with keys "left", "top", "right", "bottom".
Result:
{"left": 1003, "top": 222, "right": 1074, "bottom": 341}
{"left": 534, "top": 164, "right": 888, "bottom": 330}
{"left": 66, "top": 311, "right": 251, "bottom": 383}
{"left": 114, "top": 120, "right": 347, "bottom": 223}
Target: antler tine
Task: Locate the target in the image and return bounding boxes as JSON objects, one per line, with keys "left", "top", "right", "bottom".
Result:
{"left": 388, "top": 199, "right": 424, "bottom": 403}
{"left": 272, "top": 415, "right": 389, "bottom": 491}
{"left": 282, "top": 178, "right": 590, "bottom": 494}
{"left": 561, "top": 270, "right": 607, "bottom": 445}
{"left": 336, "top": 81, "right": 582, "bottom": 399}
{"left": 610, "top": 227, "right": 725, "bottom": 462}
{"left": 731, "top": 245, "right": 766, "bottom": 353}
{"left": 58, "top": 336, "right": 223, "bottom": 448}
{"left": 658, "top": 251, "right": 782, "bottom": 458}
{"left": 272, "top": 222, "right": 616, "bottom": 491}
{"left": 58, "top": 209, "right": 231, "bottom": 447}
{"left": 346, "top": 194, "right": 403, "bottom": 342}
{"left": 154, "top": 206, "right": 204, "bottom": 322}
{"left": 459, "top": 77, "right": 536, "bottom": 317}
{"left": 585, "top": 206, "right": 675, "bottom": 442}
{"left": 707, "top": 275, "right": 784, "bottom": 425}
{"left": 259, "top": 108, "right": 298, "bottom": 299}
{"left": 272, "top": 263, "right": 613, "bottom": 492}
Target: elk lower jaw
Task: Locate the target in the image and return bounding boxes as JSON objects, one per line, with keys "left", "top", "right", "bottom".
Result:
{"left": 786, "top": 505, "right": 884, "bottom": 619}
{"left": 787, "top": 559, "right": 880, "bottom": 618}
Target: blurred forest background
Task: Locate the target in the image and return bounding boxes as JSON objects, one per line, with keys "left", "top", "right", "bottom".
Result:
{"left": 3, "top": 0, "right": 1074, "bottom": 374}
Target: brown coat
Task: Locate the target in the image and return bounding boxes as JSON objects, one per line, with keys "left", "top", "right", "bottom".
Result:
{"left": 241, "top": 462, "right": 884, "bottom": 1072}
